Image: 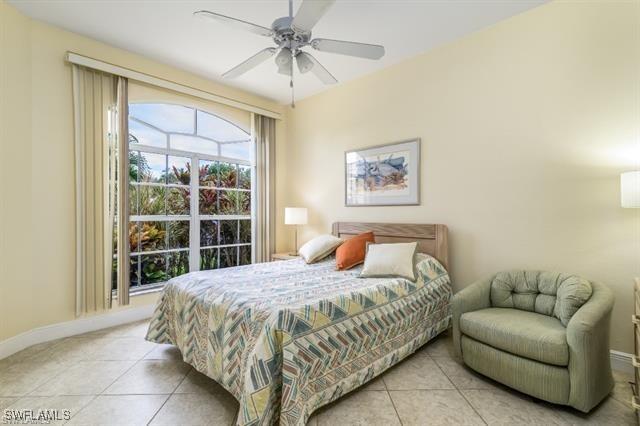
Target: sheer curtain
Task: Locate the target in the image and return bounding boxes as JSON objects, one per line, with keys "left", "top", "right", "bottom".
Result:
{"left": 72, "top": 65, "right": 125, "bottom": 315}
{"left": 253, "top": 114, "right": 276, "bottom": 263}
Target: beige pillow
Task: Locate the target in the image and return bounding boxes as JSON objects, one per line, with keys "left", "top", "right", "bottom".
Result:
{"left": 298, "top": 234, "right": 343, "bottom": 264}
{"left": 360, "top": 242, "right": 417, "bottom": 281}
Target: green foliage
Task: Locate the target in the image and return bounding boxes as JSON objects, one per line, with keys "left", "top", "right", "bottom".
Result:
{"left": 168, "top": 221, "right": 189, "bottom": 249}
{"left": 219, "top": 190, "right": 240, "bottom": 214}
{"left": 199, "top": 162, "right": 217, "bottom": 187}
{"left": 115, "top": 147, "right": 252, "bottom": 288}
{"left": 167, "top": 252, "right": 189, "bottom": 278}
{"left": 139, "top": 186, "right": 166, "bottom": 215}
{"left": 199, "top": 188, "right": 217, "bottom": 215}
{"left": 141, "top": 255, "right": 167, "bottom": 284}
{"left": 170, "top": 162, "right": 191, "bottom": 185}
{"left": 200, "top": 248, "right": 218, "bottom": 271}
{"left": 239, "top": 166, "right": 251, "bottom": 189}
{"left": 220, "top": 247, "right": 237, "bottom": 268}
{"left": 219, "top": 162, "right": 237, "bottom": 188}
{"left": 167, "top": 188, "right": 190, "bottom": 215}
{"left": 128, "top": 135, "right": 148, "bottom": 182}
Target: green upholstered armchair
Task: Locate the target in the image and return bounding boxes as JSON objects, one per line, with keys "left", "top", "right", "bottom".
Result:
{"left": 452, "top": 271, "right": 615, "bottom": 413}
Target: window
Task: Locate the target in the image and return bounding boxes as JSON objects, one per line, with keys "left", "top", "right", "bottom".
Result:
{"left": 121, "top": 103, "right": 252, "bottom": 292}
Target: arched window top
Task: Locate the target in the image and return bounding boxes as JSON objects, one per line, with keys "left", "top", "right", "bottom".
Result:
{"left": 129, "top": 103, "right": 251, "bottom": 161}
{"left": 130, "top": 103, "right": 194, "bottom": 134}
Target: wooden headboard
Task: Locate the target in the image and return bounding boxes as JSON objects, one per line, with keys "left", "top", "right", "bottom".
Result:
{"left": 332, "top": 222, "right": 449, "bottom": 270}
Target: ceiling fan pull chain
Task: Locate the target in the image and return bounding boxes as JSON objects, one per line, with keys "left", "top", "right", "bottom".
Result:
{"left": 290, "top": 74, "right": 295, "bottom": 108}
{"left": 290, "top": 49, "right": 295, "bottom": 108}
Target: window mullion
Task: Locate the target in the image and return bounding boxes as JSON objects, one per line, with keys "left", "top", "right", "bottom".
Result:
{"left": 190, "top": 155, "right": 200, "bottom": 272}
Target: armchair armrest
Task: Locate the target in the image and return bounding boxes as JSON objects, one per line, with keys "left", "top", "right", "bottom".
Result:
{"left": 566, "top": 281, "right": 615, "bottom": 413}
{"left": 451, "top": 276, "right": 493, "bottom": 357}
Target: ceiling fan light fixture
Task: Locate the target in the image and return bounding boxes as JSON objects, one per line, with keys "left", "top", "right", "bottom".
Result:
{"left": 275, "top": 47, "right": 292, "bottom": 67}
{"left": 295, "top": 52, "right": 314, "bottom": 74}
{"left": 277, "top": 62, "right": 292, "bottom": 76}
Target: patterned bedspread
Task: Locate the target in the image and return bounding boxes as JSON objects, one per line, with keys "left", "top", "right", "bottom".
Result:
{"left": 146, "top": 253, "right": 451, "bottom": 426}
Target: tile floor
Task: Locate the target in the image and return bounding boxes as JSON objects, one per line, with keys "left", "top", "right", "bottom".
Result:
{"left": 0, "top": 320, "right": 635, "bottom": 425}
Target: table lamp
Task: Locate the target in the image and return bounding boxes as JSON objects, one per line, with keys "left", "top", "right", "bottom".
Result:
{"left": 285, "top": 207, "right": 308, "bottom": 255}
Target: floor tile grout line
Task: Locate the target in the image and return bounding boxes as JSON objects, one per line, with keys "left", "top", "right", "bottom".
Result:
{"left": 98, "top": 358, "right": 145, "bottom": 396}
{"left": 60, "top": 336, "right": 161, "bottom": 425}
{"left": 385, "top": 387, "right": 404, "bottom": 426}
{"left": 1, "top": 326, "right": 151, "bottom": 407}
{"left": 431, "top": 353, "right": 488, "bottom": 425}
{"left": 457, "top": 389, "right": 489, "bottom": 426}
{"left": 146, "top": 366, "right": 194, "bottom": 426}
{"left": 144, "top": 393, "right": 172, "bottom": 426}
{"left": 22, "top": 362, "right": 75, "bottom": 398}
{"left": 60, "top": 393, "right": 101, "bottom": 426}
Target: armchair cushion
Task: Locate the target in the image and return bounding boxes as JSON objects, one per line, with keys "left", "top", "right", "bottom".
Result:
{"left": 554, "top": 276, "right": 593, "bottom": 326}
{"left": 460, "top": 308, "right": 569, "bottom": 366}
{"left": 489, "top": 271, "right": 591, "bottom": 325}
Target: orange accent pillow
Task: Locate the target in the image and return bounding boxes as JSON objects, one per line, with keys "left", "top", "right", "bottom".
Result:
{"left": 335, "top": 231, "right": 375, "bottom": 270}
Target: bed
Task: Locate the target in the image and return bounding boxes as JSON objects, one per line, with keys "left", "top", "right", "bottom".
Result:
{"left": 146, "top": 222, "right": 452, "bottom": 426}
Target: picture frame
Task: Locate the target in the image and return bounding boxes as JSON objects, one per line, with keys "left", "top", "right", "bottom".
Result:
{"left": 345, "top": 138, "right": 421, "bottom": 206}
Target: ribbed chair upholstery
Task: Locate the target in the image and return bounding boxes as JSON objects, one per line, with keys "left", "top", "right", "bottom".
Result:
{"left": 452, "top": 270, "right": 614, "bottom": 413}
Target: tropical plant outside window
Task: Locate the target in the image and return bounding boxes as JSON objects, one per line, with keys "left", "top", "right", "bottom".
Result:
{"left": 115, "top": 103, "right": 252, "bottom": 292}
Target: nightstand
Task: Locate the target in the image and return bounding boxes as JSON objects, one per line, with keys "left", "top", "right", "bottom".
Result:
{"left": 271, "top": 253, "right": 300, "bottom": 261}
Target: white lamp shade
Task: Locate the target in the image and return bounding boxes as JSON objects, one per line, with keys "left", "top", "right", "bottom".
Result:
{"left": 285, "top": 207, "right": 308, "bottom": 225}
{"left": 621, "top": 171, "right": 640, "bottom": 208}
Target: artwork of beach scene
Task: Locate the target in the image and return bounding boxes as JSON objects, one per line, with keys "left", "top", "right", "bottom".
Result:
{"left": 345, "top": 139, "right": 420, "bottom": 206}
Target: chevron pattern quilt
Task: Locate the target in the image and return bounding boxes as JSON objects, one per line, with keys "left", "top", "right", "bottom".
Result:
{"left": 146, "top": 253, "right": 451, "bottom": 426}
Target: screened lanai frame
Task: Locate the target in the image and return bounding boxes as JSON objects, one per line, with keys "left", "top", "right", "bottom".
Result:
{"left": 126, "top": 102, "right": 253, "bottom": 292}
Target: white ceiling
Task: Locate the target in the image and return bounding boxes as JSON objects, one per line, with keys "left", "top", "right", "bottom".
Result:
{"left": 10, "top": 0, "right": 547, "bottom": 104}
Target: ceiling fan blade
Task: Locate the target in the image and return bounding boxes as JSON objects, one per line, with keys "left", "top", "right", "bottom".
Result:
{"left": 311, "top": 38, "right": 385, "bottom": 60}
{"left": 291, "top": 0, "right": 335, "bottom": 33}
{"left": 302, "top": 53, "right": 337, "bottom": 85}
{"left": 223, "top": 48, "right": 277, "bottom": 79}
{"left": 194, "top": 10, "right": 274, "bottom": 37}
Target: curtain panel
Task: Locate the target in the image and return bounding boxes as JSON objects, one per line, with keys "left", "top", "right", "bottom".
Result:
{"left": 116, "top": 77, "right": 130, "bottom": 307}
{"left": 72, "top": 65, "right": 128, "bottom": 315}
{"left": 253, "top": 114, "right": 276, "bottom": 263}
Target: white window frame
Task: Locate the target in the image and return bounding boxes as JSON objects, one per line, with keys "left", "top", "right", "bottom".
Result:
{"left": 127, "top": 103, "right": 253, "bottom": 292}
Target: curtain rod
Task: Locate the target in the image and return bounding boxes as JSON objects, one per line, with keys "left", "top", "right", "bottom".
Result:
{"left": 66, "top": 52, "right": 282, "bottom": 120}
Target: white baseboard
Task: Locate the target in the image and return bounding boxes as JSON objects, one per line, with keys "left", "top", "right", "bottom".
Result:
{"left": 0, "top": 305, "right": 155, "bottom": 360}
{"left": 611, "top": 350, "right": 634, "bottom": 375}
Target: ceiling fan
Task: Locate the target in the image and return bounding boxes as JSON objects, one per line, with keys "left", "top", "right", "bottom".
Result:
{"left": 194, "top": 0, "right": 385, "bottom": 107}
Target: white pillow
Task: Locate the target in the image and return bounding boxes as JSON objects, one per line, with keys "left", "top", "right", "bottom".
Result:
{"left": 360, "top": 242, "right": 417, "bottom": 281}
{"left": 298, "top": 234, "right": 343, "bottom": 264}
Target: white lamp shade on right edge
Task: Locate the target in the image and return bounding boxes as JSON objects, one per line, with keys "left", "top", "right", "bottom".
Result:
{"left": 621, "top": 171, "right": 640, "bottom": 208}
{"left": 285, "top": 207, "right": 308, "bottom": 225}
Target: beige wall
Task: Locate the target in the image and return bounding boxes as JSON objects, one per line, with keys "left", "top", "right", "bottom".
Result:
{"left": 1, "top": 0, "right": 638, "bottom": 356}
{"left": 0, "top": 1, "right": 34, "bottom": 343}
{"left": 0, "top": 1, "right": 286, "bottom": 341}
{"left": 282, "top": 0, "right": 640, "bottom": 353}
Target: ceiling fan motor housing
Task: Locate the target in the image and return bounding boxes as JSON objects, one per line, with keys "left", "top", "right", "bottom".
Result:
{"left": 272, "top": 16, "right": 311, "bottom": 50}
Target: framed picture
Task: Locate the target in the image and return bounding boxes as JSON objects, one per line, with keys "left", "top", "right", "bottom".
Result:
{"left": 345, "top": 138, "right": 420, "bottom": 206}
